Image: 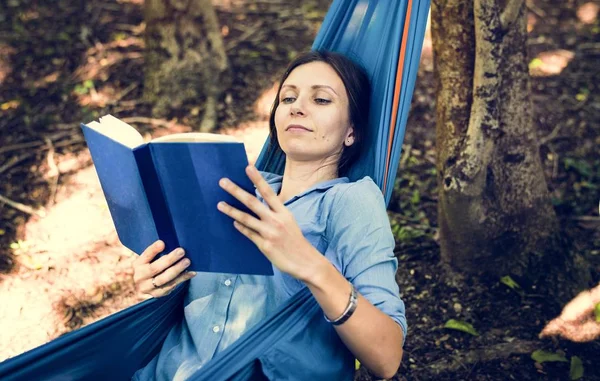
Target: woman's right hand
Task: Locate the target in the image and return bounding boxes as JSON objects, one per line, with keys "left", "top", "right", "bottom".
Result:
{"left": 133, "top": 240, "right": 196, "bottom": 298}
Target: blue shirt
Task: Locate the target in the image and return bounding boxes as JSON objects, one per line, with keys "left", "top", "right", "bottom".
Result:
{"left": 133, "top": 173, "right": 407, "bottom": 381}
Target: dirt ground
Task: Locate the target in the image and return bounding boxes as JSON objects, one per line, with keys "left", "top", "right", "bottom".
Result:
{"left": 0, "top": 0, "right": 599, "bottom": 380}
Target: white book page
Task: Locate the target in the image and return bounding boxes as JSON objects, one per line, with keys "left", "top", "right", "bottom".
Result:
{"left": 84, "top": 115, "right": 144, "bottom": 149}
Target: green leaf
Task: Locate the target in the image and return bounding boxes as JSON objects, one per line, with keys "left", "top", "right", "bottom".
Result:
{"left": 575, "top": 93, "right": 587, "bottom": 102}
{"left": 111, "top": 32, "right": 128, "bottom": 42}
{"left": 570, "top": 356, "right": 584, "bottom": 380}
{"left": 355, "top": 359, "right": 361, "bottom": 370}
{"left": 444, "top": 319, "right": 479, "bottom": 336}
{"left": 529, "top": 58, "right": 543, "bottom": 70}
{"left": 410, "top": 189, "right": 421, "bottom": 204}
{"left": 500, "top": 275, "right": 522, "bottom": 291}
{"left": 531, "top": 350, "right": 568, "bottom": 363}
{"left": 564, "top": 158, "right": 592, "bottom": 177}
{"left": 394, "top": 226, "right": 425, "bottom": 243}
{"left": 594, "top": 303, "right": 600, "bottom": 323}
{"left": 74, "top": 84, "right": 88, "bottom": 95}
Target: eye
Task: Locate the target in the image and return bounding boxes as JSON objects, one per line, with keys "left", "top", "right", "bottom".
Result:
{"left": 281, "top": 96, "right": 296, "bottom": 104}
{"left": 314, "top": 98, "right": 331, "bottom": 105}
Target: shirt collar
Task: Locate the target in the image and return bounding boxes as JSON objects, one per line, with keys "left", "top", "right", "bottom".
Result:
{"left": 256, "top": 174, "right": 349, "bottom": 205}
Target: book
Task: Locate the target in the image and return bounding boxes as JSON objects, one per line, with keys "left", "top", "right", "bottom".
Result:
{"left": 81, "top": 115, "right": 273, "bottom": 276}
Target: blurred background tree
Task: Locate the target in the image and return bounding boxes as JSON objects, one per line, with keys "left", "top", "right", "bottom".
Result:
{"left": 144, "top": 0, "right": 228, "bottom": 132}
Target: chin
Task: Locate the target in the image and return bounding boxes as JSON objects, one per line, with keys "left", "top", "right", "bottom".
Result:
{"left": 279, "top": 145, "right": 316, "bottom": 161}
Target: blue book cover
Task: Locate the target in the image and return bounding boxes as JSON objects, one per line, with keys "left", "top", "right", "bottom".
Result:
{"left": 81, "top": 115, "right": 273, "bottom": 276}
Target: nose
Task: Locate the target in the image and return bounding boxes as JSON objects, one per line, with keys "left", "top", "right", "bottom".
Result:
{"left": 290, "top": 105, "right": 305, "bottom": 116}
{"left": 290, "top": 97, "right": 306, "bottom": 116}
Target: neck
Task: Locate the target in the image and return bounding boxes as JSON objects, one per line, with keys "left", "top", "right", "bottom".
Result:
{"left": 278, "top": 159, "right": 339, "bottom": 202}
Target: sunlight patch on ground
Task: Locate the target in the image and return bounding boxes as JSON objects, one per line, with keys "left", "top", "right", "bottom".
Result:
{"left": 529, "top": 49, "right": 575, "bottom": 77}
{"left": 0, "top": 167, "right": 139, "bottom": 361}
{"left": 577, "top": 2, "right": 599, "bottom": 24}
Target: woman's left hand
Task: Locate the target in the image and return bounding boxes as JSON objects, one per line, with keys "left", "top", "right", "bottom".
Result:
{"left": 217, "top": 165, "right": 321, "bottom": 281}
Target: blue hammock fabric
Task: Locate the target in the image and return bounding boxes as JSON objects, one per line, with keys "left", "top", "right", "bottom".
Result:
{"left": 0, "top": 0, "right": 429, "bottom": 379}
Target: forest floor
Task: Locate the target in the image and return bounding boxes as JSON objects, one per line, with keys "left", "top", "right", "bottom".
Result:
{"left": 0, "top": 0, "right": 599, "bottom": 380}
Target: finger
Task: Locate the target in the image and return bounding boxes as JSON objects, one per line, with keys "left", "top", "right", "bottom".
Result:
{"left": 147, "top": 248, "right": 186, "bottom": 278}
{"left": 233, "top": 221, "right": 264, "bottom": 250}
{"left": 217, "top": 201, "right": 265, "bottom": 234}
{"left": 219, "top": 178, "right": 271, "bottom": 218}
{"left": 152, "top": 257, "right": 192, "bottom": 288}
{"left": 138, "top": 240, "right": 165, "bottom": 264}
{"left": 246, "top": 165, "right": 285, "bottom": 213}
{"left": 149, "top": 271, "right": 196, "bottom": 297}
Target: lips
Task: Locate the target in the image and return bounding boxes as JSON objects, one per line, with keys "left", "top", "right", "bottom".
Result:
{"left": 286, "top": 124, "right": 313, "bottom": 132}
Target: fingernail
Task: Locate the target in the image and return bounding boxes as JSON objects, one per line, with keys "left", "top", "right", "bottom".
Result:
{"left": 219, "top": 178, "right": 229, "bottom": 187}
{"left": 183, "top": 259, "right": 191, "bottom": 267}
{"left": 188, "top": 271, "right": 197, "bottom": 277}
{"left": 217, "top": 202, "right": 224, "bottom": 210}
{"left": 177, "top": 249, "right": 185, "bottom": 257}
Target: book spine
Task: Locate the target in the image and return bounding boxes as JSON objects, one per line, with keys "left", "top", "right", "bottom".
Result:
{"left": 133, "top": 145, "right": 180, "bottom": 255}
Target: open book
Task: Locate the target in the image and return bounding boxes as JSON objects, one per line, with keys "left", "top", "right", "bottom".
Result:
{"left": 81, "top": 115, "right": 273, "bottom": 275}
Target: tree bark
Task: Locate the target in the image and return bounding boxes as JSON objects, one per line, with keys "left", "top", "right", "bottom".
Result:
{"left": 144, "top": 0, "right": 228, "bottom": 132}
{"left": 430, "top": 0, "right": 589, "bottom": 293}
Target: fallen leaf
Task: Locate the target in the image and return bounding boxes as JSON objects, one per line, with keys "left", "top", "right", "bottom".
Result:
{"left": 570, "top": 356, "right": 584, "bottom": 380}
{"left": 531, "top": 350, "right": 568, "bottom": 364}
{"left": 444, "top": 319, "right": 479, "bottom": 336}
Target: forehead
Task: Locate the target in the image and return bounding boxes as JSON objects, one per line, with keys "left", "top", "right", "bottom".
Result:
{"left": 283, "top": 61, "right": 345, "bottom": 91}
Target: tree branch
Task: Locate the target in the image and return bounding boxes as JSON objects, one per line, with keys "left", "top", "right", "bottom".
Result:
{"left": 500, "top": 0, "right": 524, "bottom": 30}
{"left": 0, "top": 194, "right": 46, "bottom": 217}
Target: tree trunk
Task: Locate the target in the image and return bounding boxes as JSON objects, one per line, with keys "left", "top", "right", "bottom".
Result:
{"left": 144, "top": 0, "right": 228, "bottom": 132}
{"left": 430, "top": 0, "right": 589, "bottom": 293}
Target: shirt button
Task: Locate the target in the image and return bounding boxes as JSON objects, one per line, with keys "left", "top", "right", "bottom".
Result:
{"left": 212, "top": 325, "right": 220, "bottom": 333}
{"left": 224, "top": 279, "right": 232, "bottom": 287}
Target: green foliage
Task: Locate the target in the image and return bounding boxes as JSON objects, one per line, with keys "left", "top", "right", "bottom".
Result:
{"left": 531, "top": 350, "right": 568, "bottom": 364}
{"left": 74, "top": 80, "right": 95, "bottom": 95}
{"left": 443, "top": 319, "right": 479, "bottom": 336}
{"left": 564, "top": 158, "right": 593, "bottom": 178}
{"left": 500, "top": 275, "right": 522, "bottom": 291}
{"left": 111, "top": 32, "right": 128, "bottom": 42}
{"left": 529, "top": 58, "right": 543, "bottom": 70}
{"left": 389, "top": 219, "right": 425, "bottom": 243}
{"left": 575, "top": 88, "right": 589, "bottom": 102}
{"left": 9, "top": 239, "right": 29, "bottom": 252}
{"left": 389, "top": 146, "right": 437, "bottom": 245}
{"left": 558, "top": 155, "right": 599, "bottom": 215}
{"left": 570, "top": 356, "right": 584, "bottom": 380}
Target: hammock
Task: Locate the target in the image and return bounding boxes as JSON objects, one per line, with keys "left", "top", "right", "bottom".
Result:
{"left": 0, "top": 0, "right": 430, "bottom": 379}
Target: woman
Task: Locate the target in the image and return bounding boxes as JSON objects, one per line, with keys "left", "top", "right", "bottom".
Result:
{"left": 132, "top": 51, "right": 407, "bottom": 380}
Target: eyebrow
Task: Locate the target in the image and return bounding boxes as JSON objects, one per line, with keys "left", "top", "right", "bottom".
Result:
{"left": 281, "top": 84, "right": 338, "bottom": 96}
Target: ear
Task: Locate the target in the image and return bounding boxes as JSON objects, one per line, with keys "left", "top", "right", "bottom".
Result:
{"left": 344, "top": 127, "right": 355, "bottom": 147}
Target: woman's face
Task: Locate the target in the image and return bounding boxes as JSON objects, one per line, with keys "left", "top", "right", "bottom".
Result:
{"left": 274, "top": 61, "right": 354, "bottom": 166}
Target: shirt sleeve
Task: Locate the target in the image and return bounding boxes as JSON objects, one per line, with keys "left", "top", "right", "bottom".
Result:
{"left": 325, "top": 178, "right": 407, "bottom": 343}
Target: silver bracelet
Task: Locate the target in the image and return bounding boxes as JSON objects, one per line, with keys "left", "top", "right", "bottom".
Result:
{"left": 324, "top": 283, "right": 358, "bottom": 326}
